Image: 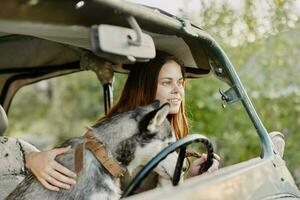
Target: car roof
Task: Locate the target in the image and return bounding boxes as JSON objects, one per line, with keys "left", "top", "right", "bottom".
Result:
{"left": 0, "top": 0, "right": 229, "bottom": 111}
{"left": 0, "top": 0, "right": 211, "bottom": 75}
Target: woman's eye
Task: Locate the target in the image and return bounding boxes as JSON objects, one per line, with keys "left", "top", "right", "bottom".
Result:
{"left": 177, "top": 80, "right": 184, "bottom": 86}
{"left": 162, "top": 81, "right": 171, "bottom": 86}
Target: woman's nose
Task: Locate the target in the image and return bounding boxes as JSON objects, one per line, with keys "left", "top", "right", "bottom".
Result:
{"left": 171, "top": 83, "right": 180, "bottom": 93}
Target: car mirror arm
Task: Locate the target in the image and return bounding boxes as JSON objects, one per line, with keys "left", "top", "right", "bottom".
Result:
{"left": 126, "top": 16, "right": 142, "bottom": 47}
{"left": 81, "top": 53, "right": 115, "bottom": 114}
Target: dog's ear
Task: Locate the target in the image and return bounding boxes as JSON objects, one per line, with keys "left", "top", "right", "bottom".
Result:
{"left": 139, "top": 103, "right": 170, "bottom": 133}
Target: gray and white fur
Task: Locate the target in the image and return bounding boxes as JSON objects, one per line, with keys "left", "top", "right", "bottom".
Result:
{"left": 6, "top": 101, "right": 177, "bottom": 200}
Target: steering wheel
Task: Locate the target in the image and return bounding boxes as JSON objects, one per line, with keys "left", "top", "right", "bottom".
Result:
{"left": 122, "top": 134, "right": 214, "bottom": 198}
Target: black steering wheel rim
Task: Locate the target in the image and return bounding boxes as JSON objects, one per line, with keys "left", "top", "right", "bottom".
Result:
{"left": 122, "top": 134, "right": 214, "bottom": 198}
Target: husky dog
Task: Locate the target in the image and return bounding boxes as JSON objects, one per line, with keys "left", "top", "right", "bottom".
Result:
{"left": 7, "top": 101, "right": 177, "bottom": 200}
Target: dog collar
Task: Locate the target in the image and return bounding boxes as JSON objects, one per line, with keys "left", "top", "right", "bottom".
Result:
{"left": 75, "top": 129, "right": 125, "bottom": 178}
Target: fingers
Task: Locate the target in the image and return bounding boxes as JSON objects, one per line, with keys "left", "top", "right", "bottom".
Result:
{"left": 191, "top": 154, "right": 207, "bottom": 166}
{"left": 187, "top": 153, "right": 220, "bottom": 177}
{"left": 43, "top": 173, "right": 71, "bottom": 190}
{"left": 27, "top": 147, "right": 77, "bottom": 191}
{"left": 194, "top": 153, "right": 220, "bottom": 167}
{"left": 191, "top": 153, "right": 220, "bottom": 166}
{"left": 39, "top": 161, "right": 76, "bottom": 190}
{"left": 187, "top": 155, "right": 208, "bottom": 177}
{"left": 213, "top": 153, "right": 221, "bottom": 161}
{"left": 207, "top": 158, "right": 219, "bottom": 173}
{"left": 53, "top": 161, "right": 77, "bottom": 178}
{"left": 48, "top": 147, "right": 77, "bottom": 179}
{"left": 49, "top": 169, "right": 76, "bottom": 186}
{"left": 200, "top": 153, "right": 220, "bottom": 174}
{"left": 37, "top": 177, "right": 60, "bottom": 192}
{"left": 52, "top": 146, "right": 71, "bottom": 156}
{"left": 46, "top": 160, "right": 76, "bottom": 188}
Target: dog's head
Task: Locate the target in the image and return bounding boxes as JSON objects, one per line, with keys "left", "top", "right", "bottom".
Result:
{"left": 110, "top": 101, "right": 177, "bottom": 181}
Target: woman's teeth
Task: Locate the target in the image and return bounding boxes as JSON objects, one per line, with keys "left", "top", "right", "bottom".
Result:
{"left": 168, "top": 99, "right": 180, "bottom": 104}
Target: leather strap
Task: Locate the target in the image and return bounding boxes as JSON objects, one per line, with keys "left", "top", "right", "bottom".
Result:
{"left": 75, "top": 142, "right": 85, "bottom": 173}
{"left": 74, "top": 130, "right": 124, "bottom": 177}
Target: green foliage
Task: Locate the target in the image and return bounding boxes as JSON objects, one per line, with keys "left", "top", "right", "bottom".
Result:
{"left": 6, "top": 71, "right": 129, "bottom": 149}
{"left": 7, "top": 71, "right": 103, "bottom": 148}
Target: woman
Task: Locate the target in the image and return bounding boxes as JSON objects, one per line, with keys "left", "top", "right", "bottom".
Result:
{"left": 26, "top": 51, "right": 220, "bottom": 191}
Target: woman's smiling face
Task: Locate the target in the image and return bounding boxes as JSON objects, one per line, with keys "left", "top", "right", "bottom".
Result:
{"left": 155, "top": 60, "right": 184, "bottom": 114}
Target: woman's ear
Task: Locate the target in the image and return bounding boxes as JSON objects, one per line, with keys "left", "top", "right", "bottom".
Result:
{"left": 145, "top": 103, "right": 170, "bottom": 133}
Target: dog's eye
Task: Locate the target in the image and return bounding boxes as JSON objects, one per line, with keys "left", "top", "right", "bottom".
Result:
{"left": 167, "top": 142, "right": 174, "bottom": 146}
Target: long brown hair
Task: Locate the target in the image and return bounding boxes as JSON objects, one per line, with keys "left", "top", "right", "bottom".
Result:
{"left": 106, "top": 51, "right": 189, "bottom": 139}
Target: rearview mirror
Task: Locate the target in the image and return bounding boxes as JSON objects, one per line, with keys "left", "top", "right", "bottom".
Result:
{"left": 90, "top": 24, "right": 156, "bottom": 63}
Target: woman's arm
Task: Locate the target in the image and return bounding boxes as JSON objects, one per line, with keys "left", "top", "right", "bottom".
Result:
{"left": 25, "top": 146, "right": 77, "bottom": 191}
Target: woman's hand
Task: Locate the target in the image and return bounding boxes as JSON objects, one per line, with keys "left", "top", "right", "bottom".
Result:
{"left": 25, "top": 146, "right": 77, "bottom": 191}
{"left": 187, "top": 153, "right": 220, "bottom": 178}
